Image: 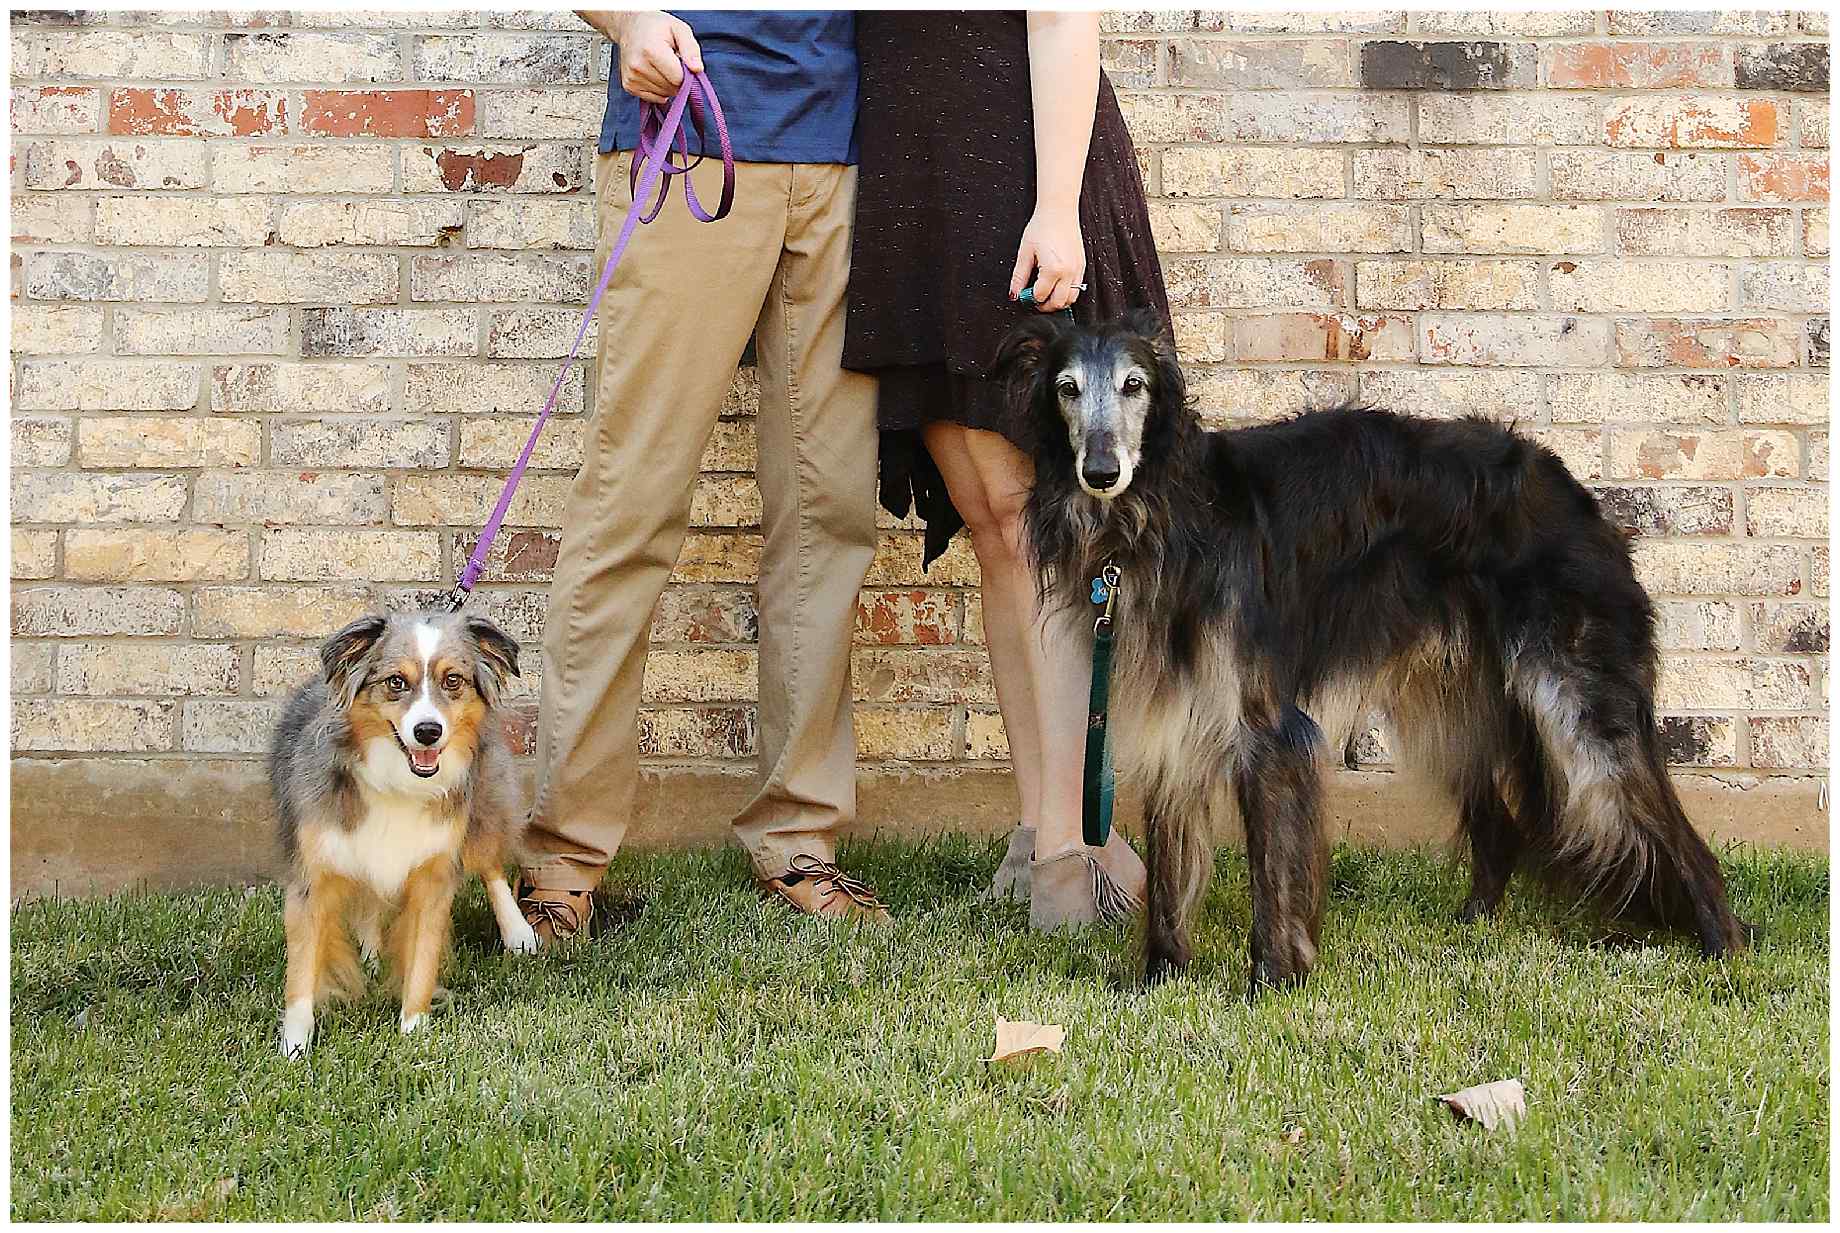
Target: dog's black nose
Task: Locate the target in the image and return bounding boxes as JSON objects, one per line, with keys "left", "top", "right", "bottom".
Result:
{"left": 412, "top": 721, "right": 443, "bottom": 747}
{"left": 1082, "top": 462, "right": 1122, "bottom": 491}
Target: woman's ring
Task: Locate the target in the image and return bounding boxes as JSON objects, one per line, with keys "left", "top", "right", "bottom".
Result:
{"left": 1073, "top": 282, "right": 1088, "bottom": 291}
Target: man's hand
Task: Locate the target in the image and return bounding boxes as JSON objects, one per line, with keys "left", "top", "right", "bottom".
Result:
{"left": 578, "top": 10, "right": 703, "bottom": 105}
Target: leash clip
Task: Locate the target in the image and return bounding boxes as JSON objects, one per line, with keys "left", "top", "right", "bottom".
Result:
{"left": 440, "top": 584, "right": 470, "bottom": 614}
{"left": 1091, "top": 563, "right": 1121, "bottom": 635}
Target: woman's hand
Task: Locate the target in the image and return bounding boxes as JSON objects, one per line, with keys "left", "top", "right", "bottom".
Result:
{"left": 588, "top": 10, "right": 704, "bottom": 104}
{"left": 1010, "top": 205, "right": 1086, "bottom": 313}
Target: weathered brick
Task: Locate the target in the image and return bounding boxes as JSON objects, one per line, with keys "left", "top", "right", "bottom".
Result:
{"left": 1358, "top": 369, "right": 1542, "bottom": 419}
{"left": 405, "top": 361, "right": 587, "bottom": 415}
{"left": 12, "top": 644, "right": 55, "bottom": 695}
{"left": 1360, "top": 41, "right": 1536, "bottom": 90}
{"left": 964, "top": 709, "right": 1009, "bottom": 760}
{"left": 300, "top": 88, "right": 473, "bottom": 137}
{"left": 1528, "top": 428, "right": 1605, "bottom": 481}
{"left": 1808, "top": 317, "right": 1830, "bottom": 367}
{"left": 76, "top": 417, "right": 260, "bottom": 469}
{"left": 638, "top": 707, "right": 756, "bottom": 759}
{"left": 1422, "top": 204, "right": 1607, "bottom": 254}
{"left": 1735, "top": 373, "right": 1828, "bottom": 423}
{"left": 1410, "top": 11, "right": 1595, "bottom": 35}
{"left": 474, "top": 88, "right": 605, "bottom": 139}
{"left": 1740, "top": 262, "right": 1830, "bottom": 312}
{"left": 1614, "top": 318, "right": 1802, "bottom": 368}
{"left": 411, "top": 253, "right": 591, "bottom": 302}
{"left": 1418, "top": 93, "right": 1600, "bottom": 144}
{"left": 252, "top": 645, "right": 321, "bottom": 696}
{"left": 1746, "top": 485, "right": 1827, "bottom": 536}
{"left": 194, "top": 471, "right": 391, "bottom": 526}
{"left": 222, "top": 31, "right": 400, "bottom": 82}
{"left": 457, "top": 417, "right": 585, "bottom": 469}
{"left": 12, "top": 85, "right": 100, "bottom": 133}
{"left": 11, "top": 699, "right": 177, "bottom": 753}
{"left": 301, "top": 308, "right": 477, "bottom": 358}
{"left": 107, "top": 87, "right": 288, "bottom": 137}
{"left": 688, "top": 476, "right": 761, "bottom": 528}
{"left": 12, "top": 531, "right": 59, "bottom": 580}
{"left": 854, "top": 590, "right": 958, "bottom": 646}
{"left": 11, "top": 194, "right": 94, "bottom": 243}
{"left": 211, "top": 361, "right": 393, "bottom": 414}
{"left": 1656, "top": 657, "right": 1810, "bottom": 709}
{"left": 1749, "top": 716, "right": 1827, "bottom": 769}
{"left": 403, "top": 143, "right": 587, "bottom": 194}
{"left": 220, "top": 251, "right": 399, "bottom": 304}
{"left": 93, "top": 195, "right": 272, "bottom": 246}
{"left": 1113, "top": 91, "right": 1228, "bottom": 142}
{"left": 1805, "top": 208, "right": 1829, "bottom": 257}
{"left": 1188, "top": 368, "right": 1356, "bottom": 423}
{"left": 1352, "top": 147, "right": 1539, "bottom": 199}
{"left": 1655, "top": 599, "right": 1742, "bottom": 650}
{"left": 115, "top": 307, "right": 288, "bottom": 356}
{"left": 58, "top": 642, "right": 239, "bottom": 696}
{"left": 650, "top": 588, "right": 758, "bottom": 644}
{"left": 181, "top": 700, "right": 285, "bottom": 755}
{"left": 856, "top": 707, "right": 957, "bottom": 761}
{"left": 1632, "top": 541, "right": 1805, "bottom": 595}
{"left": 1607, "top": 11, "right": 1794, "bottom": 36}
{"left": 259, "top": 529, "right": 441, "bottom": 582}
{"left": 1603, "top": 97, "right": 1782, "bottom": 149}
{"left": 1220, "top": 92, "right": 1409, "bottom": 142}
{"left": 1591, "top": 485, "right": 1736, "bottom": 535}
{"left": 1356, "top": 259, "right": 1541, "bottom": 309}
{"left": 411, "top": 34, "right": 595, "bottom": 84}
{"left": 212, "top": 144, "right": 394, "bottom": 194}
{"left": 1166, "top": 257, "right": 1344, "bottom": 309}
{"left": 864, "top": 534, "right": 978, "bottom": 589}
{"left": 1734, "top": 42, "right": 1829, "bottom": 91}
{"left": 11, "top": 417, "right": 72, "bottom": 468}
{"left": 276, "top": 199, "right": 466, "bottom": 247}
{"left": 640, "top": 648, "right": 757, "bottom": 703}
{"left": 15, "top": 359, "right": 199, "bottom": 411}
{"left": 450, "top": 529, "right": 562, "bottom": 584}
{"left": 1145, "top": 202, "right": 1222, "bottom": 253}
{"left": 1749, "top": 601, "right": 1830, "bottom": 653}
{"left": 1810, "top": 430, "right": 1829, "bottom": 482}
{"left": 1227, "top": 203, "right": 1410, "bottom": 252}
{"left": 391, "top": 474, "right": 568, "bottom": 527}
{"left": 1549, "top": 152, "right": 1727, "bottom": 203}
{"left": 1608, "top": 428, "right": 1799, "bottom": 479}
{"left": 466, "top": 199, "right": 594, "bottom": 249}
{"left": 12, "top": 586, "right": 184, "bottom": 637}
{"left": 1160, "top": 146, "right": 1344, "bottom": 199}
{"left": 852, "top": 648, "right": 995, "bottom": 705}
{"left": 270, "top": 419, "right": 452, "bottom": 469}
{"left": 1172, "top": 312, "right": 1229, "bottom": 362}
{"left": 23, "top": 251, "right": 209, "bottom": 303}
{"left": 11, "top": 303, "right": 102, "bottom": 353}
{"left": 1798, "top": 98, "right": 1829, "bottom": 147}
{"left": 1420, "top": 315, "right": 1610, "bottom": 367}
{"left": 1544, "top": 42, "right": 1734, "bottom": 88}
{"left": 1200, "top": 12, "right": 1406, "bottom": 34}
{"left": 12, "top": 30, "right": 212, "bottom": 79}
{"left": 1233, "top": 312, "right": 1413, "bottom": 362}
{"left": 1655, "top": 715, "right": 1739, "bottom": 766}
{"left": 1171, "top": 38, "right": 1356, "bottom": 88}
{"left": 19, "top": 137, "right": 209, "bottom": 190}
{"left": 1552, "top": 259, "right": 1735, "bottom": 312}
{"left": 1100, "top": 38, "right": 1160, "bottom": 88}
{"left": 12, "top": 472, "right": 187, "bottom": 524}
{"left": 1813, "top": 546, "right": 1829, "bottom": 597}
{"left": 1549, "top": 372, "right": 1730, "bottom": 425}
{"left": 192, "top": 585, "right": 375, "bottom": 638}
{"left": 1617, "top": 207, "right": 1795, "bottom": 255}
{"left": 65, "top": 528, "right": 249, "bottom": 582}
{"left": 487, "top": 308, "right": 604, "bottom": 358}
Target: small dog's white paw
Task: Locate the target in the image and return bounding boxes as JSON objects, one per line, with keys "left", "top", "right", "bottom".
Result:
{"left": 504, "top": 918, "right": 539, "bottom": 955}
{"left": 281, "top": 1003, "right": 313, "bottom": 1059}
{"left": 399, "top": 1011, "right": 424, "bottom": 1035}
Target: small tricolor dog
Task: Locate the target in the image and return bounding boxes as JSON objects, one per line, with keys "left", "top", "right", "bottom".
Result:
{"left": 269, "top": 611, "right": 536, "bottom": 1057}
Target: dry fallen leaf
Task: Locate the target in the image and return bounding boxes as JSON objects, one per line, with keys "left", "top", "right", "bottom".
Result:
{"left": 1436, "top": 1077, "right": 1526, "bottom": 1130}
{"left": 987, "top": 1015, "right": 1065, "bottom": 1063}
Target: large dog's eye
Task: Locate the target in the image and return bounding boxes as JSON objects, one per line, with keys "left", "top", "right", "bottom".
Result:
{"left": 443, "top": 672, "right": 465, "bottom": 692}
{"left": 384, "top": 675, "right": 408, "bottom": 694}
{"left": 1122, "top": 375, "right": 1145, "bottom": 395}
{"left": 1056, "top": 378, "right": 1079, "bottom": 398}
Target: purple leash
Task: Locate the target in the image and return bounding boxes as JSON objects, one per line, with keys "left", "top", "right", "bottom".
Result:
{"left": 444, "top": 64, "right": 735, "bottom": 612}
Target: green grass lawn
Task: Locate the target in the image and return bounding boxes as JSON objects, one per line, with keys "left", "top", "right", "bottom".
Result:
{"left": 11, "top": 837, "right": 1829, "bottom": 1220}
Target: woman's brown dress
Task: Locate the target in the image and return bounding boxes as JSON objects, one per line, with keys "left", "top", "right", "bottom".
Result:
{"left": 843, "top": 11, "right": 1173, "bottom": 566}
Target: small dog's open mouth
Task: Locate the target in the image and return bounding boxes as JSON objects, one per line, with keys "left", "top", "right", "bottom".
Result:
{"left": 397, "top": 736, "right": 442, "bottom": 778}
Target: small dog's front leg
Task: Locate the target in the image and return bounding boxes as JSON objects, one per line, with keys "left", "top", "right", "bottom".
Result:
{"left": 392, "top": 860, "right": 459, "bottom": 1035}
{"left": 279, "top": 874, "right": 355, "bottom": 1059}
{"left": 486, "top": 876, "right": 538, "bottom": 954}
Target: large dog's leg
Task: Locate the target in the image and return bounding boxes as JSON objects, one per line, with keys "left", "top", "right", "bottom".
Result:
{"left": 1144, "top": 789, "right": 1211, "bottom": 983}
{"left": 1458, "top": 788, "right": 1522, "bottom": 923}
{"left": 1235, "top": 708, "right": 1329, "bottom": 998}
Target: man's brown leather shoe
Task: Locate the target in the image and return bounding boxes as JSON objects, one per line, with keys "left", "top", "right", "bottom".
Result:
{"left": 514, "top": 881, "right": 596, "bottom": 946}
{"left": 759, "top": 854, "right": 891, "bottom": 922}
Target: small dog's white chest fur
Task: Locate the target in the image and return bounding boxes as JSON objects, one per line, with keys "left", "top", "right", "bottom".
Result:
{"left": 309, "top": 796, "right": 462, "bottom": 899}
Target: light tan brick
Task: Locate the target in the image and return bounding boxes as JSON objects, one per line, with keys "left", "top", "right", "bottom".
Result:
{"left": 457, "top": 417, "right": 585, "bottom": 469}
{"left": 1632, "top": 542, "right": 1805, "bottom": 595}
{"left": 1607, "top": 11, "right": 1795, "bottom": 36}
{"left": 965, "top": 709, "right": 1009, "bottom": 760}
{"left": 11, "top": 699, "right": 177, "bottom": 753}
{"left": 1234, "top": 312, "right": 1413, "bottom": 362}
{"left": 93, "top": 195, "right": 273, "bottom": 246}
{"left": 192, "top": 585, "right": 376, "bottom": 639}
{"left": 194, "top": 471, "right": 391, "bottom": 526}
{"left": 1221, "top": 92, "right": 1408, "bottom": 143}
{"left": 1735, "top": 373, "right": 1829, "bottom": 424}
{"left": 689, "top": 476, "right": 761, "bottom": 528}
{"left": 1145, "top": 202, "right": 1222, "bottom": 253}
{"left": 404, "top": 361, "right": 587, "bottom": 414}
{"left": 115, "top": 307, "right": 288, "bottom": 356}
{"left": 12, "top": 531, "right": 59, "bottom": 580}
{"left": 649, "top": 589, "right": 757, "bottom": 644}
{"left": 12, "top": 85, "right": 101, "bottom": 133}
{"left": 75, "top": 417, "right": 260, "bottom": 469}
{"left": 211, "top": 362, "right": 394, "bottom": 414}
{"left": 23, "top": 251, "right": 208, "bottom": 303}
{"left": 1655, "top": 599, "right": 1742, "bottom": 650}
{"left": 1161, "top": 146, "right": 1344, "bottom": 199}
{"left": 1356, "top": 259, "right": 1540, "bottom": 310}
{"left": 852, "top": 648, "right": 995, "bottom": 705}
{"left": 1607, "top": 428, "right": 1799, "bottom": 479}
{"left": 467, "top": 199, "right": 594, "bottom": 249}
{"left": 220, "top": 251, "right": 399, "bottom": 304}
{"left": 1422, "top": 204, "right": 1607, "bottom": 254}
{"left": 640, "top": 648, "right": 757, "bottom": 703}
{"left": 1656, "top": 657, "right": 1810, "bottom": 709}
{"left": 1749, "top": 716, "right": 1828, "bottom": 769}
{"left": 11, "top": 303, "right": 102, "bottom": 354}
{"left": 474, "top": 87, "right": 605, "bottom": 138}
{"left": 1747, "top": 485, "right": 1827, "bottom": 536}
{"left": 1550, "top": 151, "right": 1728, "bottom": 203}
{"left": 1592, "top": 484, "right": 1735, "bottom": 535}
{"left": 1798, "top": 98, "right": 1829, "bottom": 148}
{"left": 392, "top": 473, "right": 569, "bottom": 527}
{"left": 856, "top": 706, "right": 958, "bottom": 761}
{"left": 1353, "top": 147, "right": 1540, "bottom": 200}
{"left": 637, "top": 707, "right": 756, "bottom": 759}
{"left": 301, "top": 308, "right": 477, "bottom": 358}
{"left": 1412, "top": 11, "right": 1596, "bottom": 34}
{"left": 410, "top": 253, "right": 591, "bottom": 302}
{"left": 19, "top": 137, "right": 208, "bottom": 190}
{"left": 1552, "top": 259, "right": 1735, "bottom": 312}
{"left": 1813, "top": 546, "right": 1829, "bottom": 598}
{"left": 222, "top": 31, "right": 400, "bottom": 82}
{"left": 12, "top": 644, "right": 56, "bottom": 695}
{"left": 411, "top": 33, "right": 595, "bottom": 84}
{"left": 58, "top": 642, "right": 239, "bottom": 696}
{"left": 65, "top": 528, "right": 249, "bottom": 582}
{"left": 181, "top": 700, "right": 285, "bottom": 754}
{"left": 1420, "top": 315, "right": 1610, "bottom": 367}
{"left": 1615, "top": 318, "right": 1803, "bottom": 368}
{"left": 1166, "top": 256, "right": 1344, "bottom": 309}
{"left": 1418, "top": 94, "right": 1600, "bottom": 144}
{"left": 260, "top": 529, "right": 441, "bottom": 582}
{"left": 1749, "top": 601, "right": 1830, "bottom": 653}
{"left": 212, "top": 144, "right": 395, "bottom": 194}
{"left": 1617, "top": 208, "right": 1795, "bottom": 256}
{"left": 252, "top": 645, "right": 324, "bottom": 696}
{"left": 1201, "top": 12, "right": 1407, "bottom": 33}
{"left": 11, "top": 194, "right": 94, "bottom": 243}
{"left": 1548, "top": 373, "right": 1730, "bottom": 425}
{"left": 1189, "top": 368, "right": 1355, "bottom": 424}
{"left": 1529, "top": 428, "right": 1604, "bottom": 480}
{"left": 1228, "top": 203, "right": 1410, "bottom": 253}
{"left": 14, "top": 30, "right": 211, "bottom": 78}
{"left": 1172, "top": 312, "right": 1229, "bottom": 362}
{"left": 271, "top": 419, "right": 452, "bottom": 469}
{"left": 1805, "top": 208, "right": 1829, "bottom": 257}
{"left": 12, "top": 472, "right": 187, "bottom": 524}
{"left": 276, "top": 199, "right": 466, "bottom": 247}
{"left": 14, "top": 360, "right": 199, "bottom": 411}
{"left": 1740, "top": 262, "right": 1830, "bottom": 312}
{"left": 487, "top": 308, "right": 602, "bottom": 358}
{"left": 12, "top": 586, "right": 184, "bottom": 636}
{"left": 12, "top": 417, "right": 72, "bottom": 467}
{"left": 1169, "top": 38, "right": 1357, "bottom": 88}
{"left": 1357, "top": 369, "right": 1543, "bottom": 419}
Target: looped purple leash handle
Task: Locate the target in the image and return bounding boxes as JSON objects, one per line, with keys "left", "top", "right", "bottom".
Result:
{"left": 445, "top": 65, "right": 733, "bottom": 611}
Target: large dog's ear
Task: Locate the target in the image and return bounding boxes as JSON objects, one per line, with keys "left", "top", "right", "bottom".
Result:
{"left": 321, "top": 615, "right": 387, "bottom": 707}
{"left": 991, "top": 314, "right": 1065, "bottom": 388}
{"left": 1122, "top": 306, "right": 1187, "bottom": 404}
{"left": 464, "top": 615, "right": 521, "bottom": 704}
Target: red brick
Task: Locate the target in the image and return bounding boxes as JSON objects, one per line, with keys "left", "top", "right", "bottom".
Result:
{"left": 299, "top": 89, "right": 474, "bottom": 138}
{"left": 1603, "top": 97, "right": 1781, "bottom": 148}
{"left": 1615, "top": 318, "right": 1802, "bottom": 369}
{"left": 1544, "top": 42, "right": 1732, "bottom": 88}
{"left": 1736, "top": 154, "right": 1830, "bottom": 203}
{"left": 108, "top": 88, "right": 287, "bottom": 137}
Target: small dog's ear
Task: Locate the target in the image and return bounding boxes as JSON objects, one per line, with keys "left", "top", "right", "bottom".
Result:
{"left": 991, "top": 314, "right": 1064, "bottom": 386}
{"left": 321, "top": 615, "right": 387, "bottom": 706}
{"left": 464, "top": 615, "right": 521, "bottom": 703}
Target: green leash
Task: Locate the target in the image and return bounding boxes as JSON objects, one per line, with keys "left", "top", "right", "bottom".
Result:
{"left": 1083, "top": 563, "right": 1121, "bottom": 846}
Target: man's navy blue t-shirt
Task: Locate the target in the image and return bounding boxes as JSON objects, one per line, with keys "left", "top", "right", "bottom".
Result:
{"left": 600, "top": 11, "right": 859, "bottom": 165}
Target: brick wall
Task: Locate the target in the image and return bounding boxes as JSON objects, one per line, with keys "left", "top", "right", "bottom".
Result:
{"left": 9, "top": 11, "right": 1831, "bottom": 799}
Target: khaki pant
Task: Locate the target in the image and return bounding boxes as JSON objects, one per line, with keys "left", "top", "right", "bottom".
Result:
{"left": 522, "top": 152, "right": 878, "bottom": 891}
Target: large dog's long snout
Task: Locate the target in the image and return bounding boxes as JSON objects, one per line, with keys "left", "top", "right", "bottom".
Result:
{"left": 1079, "top": 430, "right": 1124, "bottom": 494}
